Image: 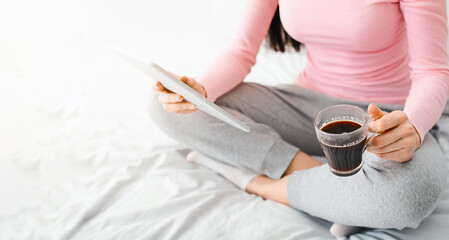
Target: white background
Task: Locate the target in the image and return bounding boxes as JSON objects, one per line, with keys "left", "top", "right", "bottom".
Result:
{"left": 0, "top": 1, "right": 448, "bottom": 239}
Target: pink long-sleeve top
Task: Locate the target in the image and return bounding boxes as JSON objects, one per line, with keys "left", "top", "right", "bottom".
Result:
{"left": 197, "top": 0, "right": 449, "bottom": 141}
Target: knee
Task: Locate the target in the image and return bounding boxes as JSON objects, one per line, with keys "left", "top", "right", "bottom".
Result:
{"left": 364, "top": 135, "right": 447, "bottom": 229}
{"left": 147, "top": 91, "right": 180, "bottom": 136}
{"left": 375, "top": 160, "right": 446, "bottom": 229}
{"left": 148, "top": 91, "right": 164, "bottom": 124}
{"left": 387, "top": 174, "right": 443, "bottom": 229}
{"left": 396, "top": 135, "right": 449, "bottom": 228}
{"left": 147, "top": 91, "right": 207, "bottom": 143}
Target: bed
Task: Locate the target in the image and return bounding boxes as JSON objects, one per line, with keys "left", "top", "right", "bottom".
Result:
{"left": 1, "top": 0, "right": 449, "bottom": 239}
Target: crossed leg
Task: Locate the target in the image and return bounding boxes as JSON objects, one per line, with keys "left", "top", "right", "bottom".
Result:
{"left": 245, "top": 151, "right": 363, "bottom": 237}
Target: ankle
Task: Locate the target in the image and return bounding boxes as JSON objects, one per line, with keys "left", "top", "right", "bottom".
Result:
{"left": 284, "top": 151, "right": 323, "bottom": 176}
{"left": 245, "top": 175, "right": 290, "bottom": 205}
{"left": 245, "top": 175, "right": 265, "bottom": 194}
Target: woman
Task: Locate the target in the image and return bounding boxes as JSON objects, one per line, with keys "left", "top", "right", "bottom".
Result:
{"left": 150, "top": 0, "right": 449, "bottom": 237}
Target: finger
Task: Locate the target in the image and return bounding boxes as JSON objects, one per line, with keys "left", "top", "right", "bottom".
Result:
{"left": 174, "top": 76, "right": 206, "bottom": 97}
{"left": 368, "top": 123, "right": 411, "bottom": 149}
{"left": 152, "top": 81, "right": 163, "bottom": 91}
{"left": 367, "top": 137, "right": 409, "bottom": 154}
{"left": 163, "top": 102, "right": 197, "bottom": 112}
{"left": 179, "top": 75, "right": 195, "bottom": 87}
{"left": 376, "top": 148, "right": 414, "bottom": 162}
{"left": 369, "top": 110, "right": 407, "bottom": 133}
{"left": 367, "top": 103, "right": 386, "bottom": 120}
{"left": 173, "top": 109, "right": 198, "bottom": 115}
{"left": 152, "top": 81, "right": 171, "bottom": 93}
{"left": 158, "top": 93, "right": 183, "bottom": 104}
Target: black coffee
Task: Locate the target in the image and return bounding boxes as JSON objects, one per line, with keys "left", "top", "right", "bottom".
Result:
{"left": 320, "top": 121, "right": 366, "bottom": 176}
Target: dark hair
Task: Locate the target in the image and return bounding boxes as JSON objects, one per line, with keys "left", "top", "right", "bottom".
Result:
{"left": 266, "top": 7, "right": 302, "bottom": 52}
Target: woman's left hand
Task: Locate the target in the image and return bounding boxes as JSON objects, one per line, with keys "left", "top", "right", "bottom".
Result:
{"left": 366, "top": 104, "right": 421, "bottom": 162}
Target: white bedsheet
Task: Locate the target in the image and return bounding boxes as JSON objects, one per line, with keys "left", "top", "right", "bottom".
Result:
{"left": 1, "top": 0, "right": 449, "bottom": 239}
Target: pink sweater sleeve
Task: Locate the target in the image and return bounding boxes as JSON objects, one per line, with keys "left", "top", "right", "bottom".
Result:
{"left": 400, "top": 0, "right": 449, "bottom": 142}
{"left": 197, "top": 0, "right": 278, "bottom": 102}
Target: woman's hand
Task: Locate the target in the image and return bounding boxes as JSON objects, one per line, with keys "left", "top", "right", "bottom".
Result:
{"left": 366, "top": 104, "right": 421, "bottom": 162}
{"left": 152, "top": 74, "right": 207, "bottom": 115}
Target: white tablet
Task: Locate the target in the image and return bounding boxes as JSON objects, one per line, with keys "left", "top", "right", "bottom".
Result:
{"left": 111, "top": 47, "right": 250, "bottom": 133}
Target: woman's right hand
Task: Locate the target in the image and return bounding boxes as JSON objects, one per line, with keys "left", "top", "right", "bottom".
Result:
{"left": 152, "top": 74, "right": 207, "bottom": 115}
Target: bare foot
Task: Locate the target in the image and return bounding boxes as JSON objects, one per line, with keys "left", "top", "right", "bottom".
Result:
{"left": 245, "top": 175, "right": 290, "bottom": 205}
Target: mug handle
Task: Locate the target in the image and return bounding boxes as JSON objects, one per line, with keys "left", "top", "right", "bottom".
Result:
{"left": 363, "top": 132, "right": 378, "bottom": 152}
{"left": 363, "top": 113, "right": 381, "bottom": 152}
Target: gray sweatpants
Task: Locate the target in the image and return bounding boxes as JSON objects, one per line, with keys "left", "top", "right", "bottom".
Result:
{"left": 149, "top": 83, "right": 448, "bottom": 230}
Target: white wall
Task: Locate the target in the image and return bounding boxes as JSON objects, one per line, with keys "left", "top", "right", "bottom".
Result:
{"left": 0, "top": 0, "right": 245, "bottom": 78}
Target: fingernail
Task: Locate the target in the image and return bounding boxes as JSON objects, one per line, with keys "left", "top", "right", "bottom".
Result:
{"left": 190, "top": 105, "right": 196, "bottom": 109}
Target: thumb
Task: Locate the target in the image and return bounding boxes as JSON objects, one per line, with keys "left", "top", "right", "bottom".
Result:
{"left": 367, "top": 103, "right": 385, "bottom": 120}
